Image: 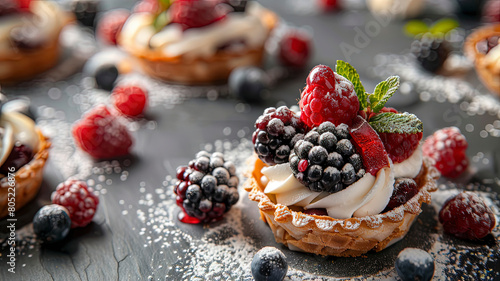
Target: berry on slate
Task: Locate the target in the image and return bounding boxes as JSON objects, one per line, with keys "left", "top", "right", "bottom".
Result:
{"left": 279, "top": 29, "right": 311, "bottom": 68}
{"left": 175, "top": 151, "right": 239, "bottom": 224}
{"left": 251, "top": 247, "right": 288, "bottom": 281}
{"left": 96, "top": 9, "right": 129, "bottom": 45}
{"left": 33, "top": 204, "right": 72, "bottom": 243}
{"left": 228, "top": 67, "right": 270, "bottom": 103}
{"left": 410, "top": 35, "right": 451, "bottom": 73}
{"left": 422, "top": 126, "right": 468, "bottom": 178}
{"left": 439, "top": 191, "right": 496, "bottom": 240}
{"left": 112, "top": 85, "right": 148, "bottom": 117}
{"left": 72, "top": 105, "right": 133, "bottom": 159}
{"left": 383, "top": 178, "right": 419, "bottom": 212}
{"left": 94, "top": 64, "right": 119, "bottom": 91}
{"left": 318, "top": 0, "right": 341, "bottom": 12}
{"left": 51, "top": 179, "right": 99, "bottom": 228}
{"left": 252, "top": 106, "right": 305, "bottom": 165}
{"left": 300, "top": 65, "right": 359, "bottom": 128}
{"left": 170, "top": 0, "right": 230, "bottom": 30}
{"left": 289, "top": 121, "right": 366, "bottom": 193}
{"left": 395, "top": 248, "right": 435, "bottom": 281}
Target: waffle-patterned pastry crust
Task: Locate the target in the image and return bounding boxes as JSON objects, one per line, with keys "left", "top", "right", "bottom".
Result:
{"left": 244, "top": 155, "right": 439, "bottom": 257}
{"left": 0, "top": 130, "right": 50, "bottom": 218}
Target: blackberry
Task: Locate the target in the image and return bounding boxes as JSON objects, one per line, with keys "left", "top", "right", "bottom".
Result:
{"left": 289, "top": 121, "right": 365, "bottom": 193}
{"left": 395, "top": 248, "right": 435, "bottom": 281}
{"left": 252, "top": 106, "right": 305, "bottom": 165}
{"left": 175, "top": 151, "right": 239, "bottom": 223}
{"left": 0, "top": 143, "right": 33, "bottom": 175}
{"left": 410, "top": 35, "right": 451, "bottom": 73}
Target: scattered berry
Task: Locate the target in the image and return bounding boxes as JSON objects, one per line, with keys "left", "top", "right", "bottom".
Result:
{"left": 251, "top": 247, "right": 288, "bottom": 281}
{"left": 410, "top": 35, "right": 451, "bottom": 73}
{"left": 318, "top": 0, "right": 340, "bottom": 12}
{"left": 112, "top": 85, "right": 148, "bottom": 117}
{"left": 279, "top": 29, "right": 311, "bottom": 68}
{"left": 72, "top": 0, "right": 99, "bottom": 28}
{"left": 228, "top": 67, "right": 270, "bottom": 103}
{"left": 94, "top": 64, "right": 119, "bottom": 91}
{"left": 300, "top": 65, "right": 359, "bottom": 128}
{"left": 439, "top": 191, "right": 496, "bottom": 240}
{"left": 252, "top": 106, "right": 305, "bottom": 165}
{"left": 72, "top": 105, "right": 133, "bottom": 159}
{"left": 33, "top": 204, "right": 72, "bottom": 243}
{"left": 170, "top": 0, "right": 230, "bottom": 30}
{"left": 290, "top": 121, "right": 366, "bottom": 193}
{"left": 378, "top": 132, "right": 422, "bottom": 163}
{"left": 383, "top": 178, "right": 419, "bottom": 212}
{"left": 483, "top": 0, "right": 500, "bottom": 23}
{"left": 0, "top": 143, "right": 33, "bottom": 174}
{"left": 175, "top": 151, "right": 239, "bottom": 223}
{"left": 422, "top": 127, "right": 468, "bottom": 178}
{"left": 349, "top": 115, "right": 389, "bottom": 176}
{"left": 51, "top": 179, "right": 99, "bottom": 228}
{"left": 96, "top": 9, "right": 129, "bottom": 45}
{"left": 395, "top": 248, "right": 435, "bottom": 281}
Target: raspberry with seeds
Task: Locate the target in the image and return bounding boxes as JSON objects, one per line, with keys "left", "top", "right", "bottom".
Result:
{"left": 72, "top": 105, "right": 133, "bottom": 159}
{"left": 112, "top": 85, "right": 148, "bottom": 117}
{"left": 170, "top": 0, "right": 230, "bottom": 31}
{"left": 422, "top": 127, "right": 468, "bottom": 178}
{"left": 299, "top": 65, "right": 359, "bottom": 128}
{"left": 279, "top": 29, "right": 311, "bottom": 69}
{"left": 439, "top": 191, "right": 496, "bottom": 240}
{"left": 383, "top": 178, "right": 419, "bottom": 212}
{"left": 96, "top": 9, "right": 129, "bottom": 45}
{"left": 51, "top": 179, "right": 99, "bottom": 228}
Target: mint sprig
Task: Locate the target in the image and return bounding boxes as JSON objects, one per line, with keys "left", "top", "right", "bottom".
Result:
{"left": 335, "top": 60, "right": 367, "bottom": 110}
{"left": 369, "top": 112, "right": 423, "bottom": 134}
{"left": 369, "top": 76, "right": 400, "bottom": 113}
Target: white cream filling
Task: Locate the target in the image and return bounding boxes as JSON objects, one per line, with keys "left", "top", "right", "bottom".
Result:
{"left": 120, "top": 2, "right": 269, "bottom": 59}
{"left": 484, "top": 44, "right": 500, "bottom": 73}
{"left": 0, "top": 112, "right": 39, "bottom": 167}
{"left": 393, "top": 145, "right": 423, "bottom": 178}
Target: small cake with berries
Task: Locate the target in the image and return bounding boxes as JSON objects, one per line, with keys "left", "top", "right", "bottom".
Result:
{"left": 0, "top": 0, "right": 73, "bottom": 83}
{"left": 244, "top": 62, "right": 439, "bottom": 257}
{"left": 118, "top": 0, "right": 278, "bottom": 84}
{"left": 464, "top": 24, "right": 500, "bottom": 95}
{"left": 0, "top": 97, "right": 51, "bottom": 218}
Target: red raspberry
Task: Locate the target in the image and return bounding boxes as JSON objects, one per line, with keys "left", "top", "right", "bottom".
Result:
{"left": 96, "top": 9, "right": 130, "bottom": 45}
{"left": 383, "top": 178, "right": 419, "bottom": 212}
{"left": 112, "top": 85, "right": 148, "bottom": 117}
{"left": 439, "top": 191, "right": 496, "bottom": 240}
{"left": 279, "top": 30, "right": 311, "bottom": 68}
{"left": 72, "top": 105, "right": 133, "bottom": 159}
{"left": 300, "top": 65, "right": 359, "bottom": 128}
{"left": 318, "top": 0, "right": 340, "bottom": 12}
{"left": 422, "top": 127, "right": 468, "bottom": 178}
{"left": 170, "top": 0, "right": 230, "bottom": 31}
{"left": 51, "top": 179, "right": 99, "bottom": 228}
{"left": 378, "top": 132, "right": 423, "bottom": 163}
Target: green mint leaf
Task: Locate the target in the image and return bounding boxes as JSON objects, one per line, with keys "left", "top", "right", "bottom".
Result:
{"left": 369, "top": 75, "right": 400, "bottom": 113}
{"left": 369, "top": 112, "right": 423, "bottom": 134}
{"left": 403, "top": 20, "right": 429, "bottom": 37}
{"left": 153, "top": 11, "right": 170, "bottom": 32}
{"left": 335, "top": 60, "right": 367, "bottom": 110}
{"left": 430, "top": 18, "right": 459, "bottom": 37}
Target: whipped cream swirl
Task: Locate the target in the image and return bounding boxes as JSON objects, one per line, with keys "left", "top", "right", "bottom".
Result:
{"left": 0, "top": 111, "right": 39, "bottom": 168}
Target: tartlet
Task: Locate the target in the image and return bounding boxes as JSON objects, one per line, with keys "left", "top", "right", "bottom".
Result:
{"left": 464, "top": 24, "right": 500, "bottom": 95}
{"left": 118, "top": 1, "right": 278, "bottom": 84}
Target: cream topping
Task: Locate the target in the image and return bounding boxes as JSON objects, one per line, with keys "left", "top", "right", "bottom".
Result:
{"left": 0, "top": 112, "right": 39, "bottom": 167}
{"left": 484, "top": 44, "right": 500, "bottom": 73}
{"left": 120, "top": 2, "right": 269, "bottom": 59}
{"left": 393, "top": 144, "right": 423, "bottom": 178}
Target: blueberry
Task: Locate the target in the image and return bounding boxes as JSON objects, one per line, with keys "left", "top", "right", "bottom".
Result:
{"left": 228, "top": 67, "right": 270, "bottom": 103}
{"left": 321, "top": 166, "right": 340, "bottom": 190}
{"left": 395, "top": 248, "right": 435, "bottom": 281}
{"left": 251, "top": 247, "right": 288, "bottom": 281}
{"left": 33, "top": 205, "right": 71, "bottom": 243}
{"left": 94, "top": 64, "right": 119, "bottom": 91}
{"left": 341, "top": 163, "right": 356, "bottom": 185}
{"left": 2, "top": 97, "right": 36, "bottom": 120}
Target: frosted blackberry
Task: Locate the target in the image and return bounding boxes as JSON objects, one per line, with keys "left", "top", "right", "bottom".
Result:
{"left": 252, "top": 106, "right": 305, "bottom": 165}
{"left": 411, "top": 36, "right": 450, "bottom": 73}
{"left": 290, "top": 121, "right": 365, "bottom": 193}
{"left": 175, "top": 151, "right": 239, "bottom": 223}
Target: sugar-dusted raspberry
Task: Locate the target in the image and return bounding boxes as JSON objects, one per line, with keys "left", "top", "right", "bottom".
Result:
{"left": 112, "top": 85, "right": 148, "bottom": 117}
{"left": 72, "top": 105, "right": 133, "bottom": 159}
{"left": 300, "top": 65, "right": 359, "bottom": 127}
{"left": 439, "top": 191, "right": 496, "bottom": 240}
{"left": 279, "top": 29, "right": 311, "bottom": 68}
{"left": 422, "top": 127, "right": 468, "bottom": 178}
{"left": 378, "top": 132, "right": 423, "bottom": 163}
{"left": 96, "top": 9, "right": 129, "bottom": 45}
{"left": 252, "top": 106, "right": 305, "bottom": 165}
{"left": 383, "top": 178, "right": 419, "bottom": 212}
{"left": 170, "top": 0, "right": 230, "bottom": 30}
{"left": 51, "top": 179, "right": 99, "bottom": 228}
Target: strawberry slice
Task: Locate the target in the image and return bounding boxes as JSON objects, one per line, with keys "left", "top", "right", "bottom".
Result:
{"left": 350, "top": 115, "right": 389, "bottom": 176}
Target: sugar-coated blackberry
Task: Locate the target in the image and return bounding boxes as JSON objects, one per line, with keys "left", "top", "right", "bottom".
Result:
{"left": 175, "top": 151, "right": 239, "bottom": 223}
{"left": 290, "top": 121, "right": 365, "bottom": 193}
{"left": 252, "top": 106, "right": 305, "bottom": 165}
{"left": 411, "top": 36, "right": 451, "bottom": 73}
